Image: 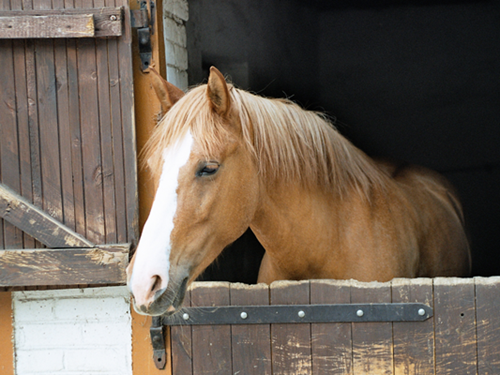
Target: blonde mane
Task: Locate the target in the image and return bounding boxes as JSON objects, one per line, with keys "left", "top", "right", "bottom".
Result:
{"left": 143, "top": 84, "right": 387, "bottom": 197}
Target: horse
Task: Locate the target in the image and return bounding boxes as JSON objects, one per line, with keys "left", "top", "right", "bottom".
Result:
{"left": 127, "top": 67, "right": 470, "bottom": 316}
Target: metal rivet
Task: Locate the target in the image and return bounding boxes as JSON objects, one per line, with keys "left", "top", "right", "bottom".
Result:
{"left": 240, "top": 312, "right": 248, "bottom": 319}
{"left": 182, "top": 313, "right": 189, "bottom": 320}
{"left": 418, "top": 308, "right": 426, "bottom": 316}
{"left": 298, "top": 310, "right": 305, "bottom": 318}
{"left": 356, "top": 309, "right": 364, "bottom": 317}
{"left": 110, "top": 15, "right": 117, "bottom": 21}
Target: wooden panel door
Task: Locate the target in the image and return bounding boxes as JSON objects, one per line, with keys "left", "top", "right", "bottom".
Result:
{"left": 167, "top": 278, "right": 500, "bottom": 375}
{"left": 0, "top": 0, "right": 137, "bottom": 288}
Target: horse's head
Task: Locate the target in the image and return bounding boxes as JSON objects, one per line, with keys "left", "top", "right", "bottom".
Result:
{"left": 127, "top": 67, "right": 260, "bottom": 316}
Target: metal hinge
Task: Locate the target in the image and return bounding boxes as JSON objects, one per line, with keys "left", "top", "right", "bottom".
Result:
{"left": 161, "top": 303, "right": 433, "bottom": 326}
{"left": 150, "top": 316, "right": 166, "bottom": 370}
{"left": 151, "top": 302, "right": 432, "bottom": 367}
{"left": 131, "top": 0, "right": 155, "bottom": 71}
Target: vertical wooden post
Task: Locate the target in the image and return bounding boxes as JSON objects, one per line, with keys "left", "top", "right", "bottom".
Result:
{"left": 130, "top": 0, "right": 172, "bottom": 372}
{"left": 0, "top": 292, "right": 14, "bottom": 375}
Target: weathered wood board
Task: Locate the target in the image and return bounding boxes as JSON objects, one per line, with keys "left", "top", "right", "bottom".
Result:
{"left": 169, "top": 277, "right": 500, "bottom": 375}
{"left": 0, "top": 7, "right": 123, "bottom": 37}
{"left": 0, "top": 14, "right": 95, "bottom": 38}
{"left": 0, "top": 244, "right": 129, "bottom": 287}
{"left": 0, "top": 183, "right": 94, "bottom": 248}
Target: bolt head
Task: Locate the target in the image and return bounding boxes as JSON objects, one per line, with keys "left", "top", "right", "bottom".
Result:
{"left": 182, "top": 313, "right": 190, "bottom": 320}
{"left": 418, "top": 308, "right": 426, "bottom": 316}
{"left": 356, "top": 309, "right": 364, "bottom": 317}
{"left": 298, "top": 310, "right": 305, "bottom": 318}
{"left": 240, "top": 312, "right": 248, "bottom": 319}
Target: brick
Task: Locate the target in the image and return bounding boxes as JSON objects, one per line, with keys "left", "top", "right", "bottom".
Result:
{"left": 15, "top": 323, "right": 82, "bottom": 349}
{"left": 15, "top": 350, "right": 64, "bottom": 373}
{"left": 164, "top": 0, "right": 188, "bottom": 21}
{"left": 53, "top": 296, "right": 130, "bottom": 321}
{"left": 163, "top": 16, "right": 187, "bottom": 47}
{"left": 12, "top": 298, "right": 56, "bottom": 323}
{"left": 13, "top": 286, "right": 129, "bottom": 301}
{"left": 64, "top": 348, "right": 131, "bottom": 372}
{"left": 166, "top": 66, "right": 188, "bottom": 90}
{"left": 164, "top": 39, "right": 188, "bottom": 70}
{"left": 82, "top": 322, "right": 132, "bottom": 346}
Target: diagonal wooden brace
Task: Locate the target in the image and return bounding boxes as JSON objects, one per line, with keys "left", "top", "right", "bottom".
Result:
{"left": 0, "top": 183, "right": 94, "bottom": 248}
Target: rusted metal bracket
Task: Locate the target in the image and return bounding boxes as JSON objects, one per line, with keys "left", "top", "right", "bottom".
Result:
{"left": 150, "top": 316, "right": 166, "bottom": 370}
{"left": 131, "top": 0, "right": 155, "bottom": 71}
{"left": 162, "top": 303, "right": 433, "bottom": 326}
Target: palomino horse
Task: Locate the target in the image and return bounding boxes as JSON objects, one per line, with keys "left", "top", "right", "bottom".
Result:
{"left": 127, "top": 67, "right": 470, "bottom": 316}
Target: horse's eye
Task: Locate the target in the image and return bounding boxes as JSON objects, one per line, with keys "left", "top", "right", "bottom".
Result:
{"left": 197, "top": 163, "right": 219, "bottom": 177}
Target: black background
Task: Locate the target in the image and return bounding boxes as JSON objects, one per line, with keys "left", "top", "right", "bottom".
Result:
{"left": 187, "top": 0, "right": 500, "bottom": 282}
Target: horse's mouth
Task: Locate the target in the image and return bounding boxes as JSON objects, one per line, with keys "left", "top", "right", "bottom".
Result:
{"left": 137, "top": 276, "right": 189, "bottom": 316}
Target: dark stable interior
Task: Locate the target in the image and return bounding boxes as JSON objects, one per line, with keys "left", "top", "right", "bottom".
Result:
{"left": 187, "top": 0, "right": 500, "bottom": 283}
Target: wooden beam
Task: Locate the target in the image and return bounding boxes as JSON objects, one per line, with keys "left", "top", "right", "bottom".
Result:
{"left": 0, "top": 14, "right": 95, "bottom": 38}
{"left": 0, "top": 183, "right": 94, "bottom": 248}
{"left": 0, "top": 244, "right": 129, "bottom": 287}
{"left": 0, "top": 7, "right": 123, "bottom": 38}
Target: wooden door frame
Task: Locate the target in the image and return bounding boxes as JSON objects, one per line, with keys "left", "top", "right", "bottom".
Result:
{"left": 129, "top": 0, "right": 172, "bottom": 372}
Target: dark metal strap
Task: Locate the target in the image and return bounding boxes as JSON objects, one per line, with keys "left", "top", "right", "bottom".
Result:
{"left": 162, "top": 303, "right": 432, "bottom": 326}
{"left": 150, "top": 316, "right": 166, "bottom": 370}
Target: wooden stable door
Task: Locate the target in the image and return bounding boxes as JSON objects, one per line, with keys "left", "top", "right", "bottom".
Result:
{"left": 166, "top": 278, "right": 500, "bottom": 375}
{"left": 0, "top": 0, "right": 137, "bottom": 288}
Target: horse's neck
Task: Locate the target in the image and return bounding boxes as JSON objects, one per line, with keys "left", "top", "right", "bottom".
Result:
{"left": 250, "top": 181, "right": 351, "bottom": 282}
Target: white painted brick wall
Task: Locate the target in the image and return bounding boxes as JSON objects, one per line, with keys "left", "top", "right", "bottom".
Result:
{"left": 164, "top": 0, "right": 189, "bottom": 90}
{"left": 13, "top": 287, "right": 132, "bottom": 375}
{"left": 164, "top": 0, "right": 188, "bottom": 22}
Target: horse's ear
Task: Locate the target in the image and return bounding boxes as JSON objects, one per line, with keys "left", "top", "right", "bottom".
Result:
{"left": 149, "top": 68, "right": 184, "bottom": 115}
{"left": 207, "top": 66, "right": 231, "bottom": 116}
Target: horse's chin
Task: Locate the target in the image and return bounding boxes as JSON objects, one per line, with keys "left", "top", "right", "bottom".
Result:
{"left": 132, "top": 276, "right": 189, "bottom": 317}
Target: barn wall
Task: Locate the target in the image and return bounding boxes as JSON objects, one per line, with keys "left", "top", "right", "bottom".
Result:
{"left": 12, "top": 287, "right": 131, "bottom": 375}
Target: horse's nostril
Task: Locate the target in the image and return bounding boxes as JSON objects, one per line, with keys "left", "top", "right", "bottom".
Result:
{"left": 151, "top": 275, "right": 162, "bottom": 294}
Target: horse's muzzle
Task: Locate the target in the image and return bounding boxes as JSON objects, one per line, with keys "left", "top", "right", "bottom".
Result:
{"left": 132, "top": 276, "right": 189, "bottom": 316}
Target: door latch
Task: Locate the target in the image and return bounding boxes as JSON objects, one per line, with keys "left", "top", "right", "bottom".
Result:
{"left": 131, "top": 0, "right": 155, "bottom": 71}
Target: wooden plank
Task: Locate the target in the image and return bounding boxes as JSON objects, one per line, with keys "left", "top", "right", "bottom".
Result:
{"left": 0, "top": 243, "right": 129, "bottom": 287}
{"left": 106, "top": 10, "right": 127, "bottom": 243}
{"left": 170, "top": 286, "right": 193, "bottom": 375}
{"left": 0, "top": 23, "right": 24, "bottom": 251}
{"left": 94, "top": 0, "right": 117, "bottom": 243}
{"left": 12, "top": 31, "right": 36, "bottom": 249}
{"left": 66, "top": 35, "right": 86, "bottom": 237}
{"left": 310, "top": 279, "right": 352, "bottom": 375}
{"left": 230, "top": 283, "right": 271, "bottom": 375}
{"left": 0, "top": 7, "right": 123, "bottom": 37}
{"left": 434, "top": 278, "right": 477, "bottom": 374}
{"left": 53, "top": 33, "right": 77, "bottom": 234}
{"left": 116, "top": 0, "right": 138, "bottom": 245}
{"left": 191, "top": 282, "right": 232, "bottom": 374}
{"left": 0, "top": 183, "right": 94, "bottom": 248}
{"left": 392, "top": 278, "right": 434, "bottom": 375}
{"left": 475, "top": 277, "right": 500, "bottom": 375}
{"left": 76, "top": 1, "right": 105, "bottom": 244}
{"left": 0, "top": 14, "right": 94, "bottom": 38}
{"left": 271, "top": 280, "right": 312, "bottom": 375}
{"left": 22, "top": 0, "right": 44, "bottom": 253}
{"left": 350, "top": 280, "right": 393, "bottom": 375}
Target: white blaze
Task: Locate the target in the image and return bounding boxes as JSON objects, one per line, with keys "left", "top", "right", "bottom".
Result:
{"left": 129, "top": 131, "right": 194, "bottom": 304}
